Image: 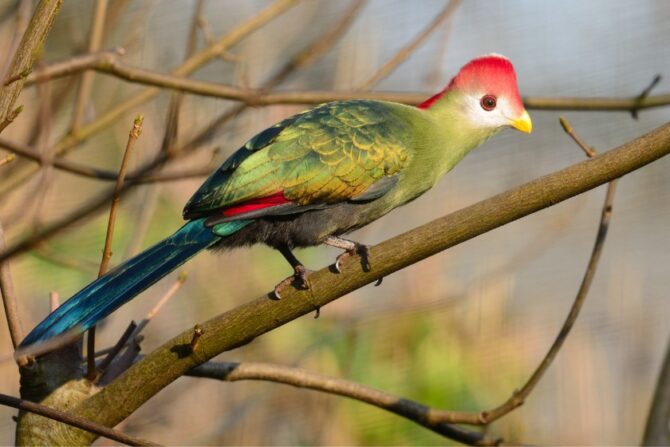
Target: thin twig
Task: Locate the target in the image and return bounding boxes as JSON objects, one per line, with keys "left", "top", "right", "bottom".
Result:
{"left": 560, "top": 116, "right": 596, "bottom": 157}
{"left": 87, "top": 115, "right": 144, "bottom": 380}
{"left": 49, "top": 291, "right": 59, "bottom": 311}
{"left": 0, "top": 222, "right": 23, "bottom": 348}
{"left": 0, "top": 0, "right": 298, "bottom": 196}
{"left": 632, "top": 74, "right": 662, "bottom": 119}
{"left": 0, "top": 392, "right": 159, "bottom": 446}
{"left": 359, "top": 0, "right": 460, "bottom": 90}
{"left": 0, "top": 0, "right": 62, "bottom": 126}
{"left": 185, "top": 361, "right": 497, "bottom": 445}
{"left": 98, "top": 115, "right": 143, "bottom": 275}
{"left": 70, "top": 0, "right": 109, "bottom": 132}
{"left": 0, "top": 152, "right": 15, "bottom": 166}
{"left": 22, "top": 50, "right": 670, "bottom": 111}
{"left": 135, "top": 272, "right": 187, "bottom": 336}
{"left": 0, "top": 104, "right": 23, "bottom": 133}
{"left": 96, "top": 321, "right": 137, "bottom": 374}
{"left": 97, "top": 272, "right": 186, "bottom": 384}
{"left": 440, "top": 117, "right": 617, "bottom": 425}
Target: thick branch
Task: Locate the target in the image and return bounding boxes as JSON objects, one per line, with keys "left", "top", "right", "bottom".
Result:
{"left": 55, "top": 122, "right": 670, "bottom": 444}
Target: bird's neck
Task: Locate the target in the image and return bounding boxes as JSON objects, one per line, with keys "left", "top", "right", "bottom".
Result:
{"left": 420, "top": 89, "right": 500, "bottom": 175}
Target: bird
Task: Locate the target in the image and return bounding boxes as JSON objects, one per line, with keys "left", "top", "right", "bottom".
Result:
{"left": 20, "top": 54, "right": 532, "bottom": 348}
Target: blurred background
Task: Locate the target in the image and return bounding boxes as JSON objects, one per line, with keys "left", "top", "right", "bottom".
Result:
{"left": 1, "top": 0, "right": 670, "bottom": 444}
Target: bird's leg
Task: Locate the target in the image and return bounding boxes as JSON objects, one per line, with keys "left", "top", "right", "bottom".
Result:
{"left": 274, "top": 245, "right": 312, "bottom": 299}
{"left": 324, "top": 236, "right": 371, "bottom": 273}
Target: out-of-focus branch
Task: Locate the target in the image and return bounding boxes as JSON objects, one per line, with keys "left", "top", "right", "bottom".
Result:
{"left": 185, "top": 360, "right": 496, "bottom": 445}
{"left": 0, "top": 392, "right": 159, "bottom": 446}
{"left": 0, "top": 222, "right": 23, "bottom": 348}
{"left": 70, "top": 0, "right": 109, "bottom": 131}
{"left": 0, "top": 0, "right": 298, "bottom": 195}
{"left": 0, "top": 104, "right": 23, "bottom": 133}
{"left": 0, "top": 0, "right": 62, "bottom": 129}
{"left": 359, "top": 0, "right": 460, "bottom": 90}
{"left": 0, "top": 152, "right": 15, "bottom": 167}
{"left": 22, "top": 51, "right": 670, "bottom": 111}
{"left": 643, "top": 334, "right": 670, "bottom": 445}
{"left": 57, "top": 122, "right": 670, "bottom": 445}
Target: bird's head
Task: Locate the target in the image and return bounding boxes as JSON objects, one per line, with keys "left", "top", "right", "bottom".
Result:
{"left": 420, "top": 54, "right": 532, "bottom": 135}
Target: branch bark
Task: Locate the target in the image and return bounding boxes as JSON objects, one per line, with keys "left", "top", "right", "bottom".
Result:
{"left": 0, "top": 0, "right": 62, "bottom": 128}
{"left": 41, "top": 122, "right": 670, "bottom": 444}
{"left": 185, "top": 361, "right": 496, "bottom": 445}
{"left": 22, "top": 50, "right": 670, "bottom": 111}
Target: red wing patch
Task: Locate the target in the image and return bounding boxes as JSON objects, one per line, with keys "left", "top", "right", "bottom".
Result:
{"left": 221, "top": 191, "right": 292, "bottom": 217}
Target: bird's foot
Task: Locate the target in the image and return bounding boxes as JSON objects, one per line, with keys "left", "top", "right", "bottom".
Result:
{"left": 334, "top": 243, "right": 371, "bottom": 273}
{"left": 273, "top": 264, "right": 312, "bottom": 299}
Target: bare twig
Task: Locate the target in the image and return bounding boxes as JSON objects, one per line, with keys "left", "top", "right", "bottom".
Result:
{"left": 70, "top": 0, "right": 109, "bottom": 131}
{"left": 0, "top": 392, "right": 159, "bottom": 446}
{"left": 87, "top": 115, "right": 144, "bottom": 380}
{"left": 632, "top": 74, "right": 662, "bottom": 119}
{"left": 440, "top": 117, "right": 617, "bottom": 426}
{"left": 0, "top": 0, "right": 298, "bottom": 196}
{"left": 0, "top": 152, "right": 15, "bottom": 167}
{"left": 359, "top": 0, "right": 460, "bottom": 90}
{"left": 22, "top": 51, "right": 670, "bottom": 112}
{"left": 98, "top": 115, "right": 143, "bottom": 276}
{"left": 49, "top": 291, "right": 59, "bottom": 311}
{"left": 96, "top": 321, "right": 137, "bottom": 375}
{"left": 560, "top": 116, "right": 597, "bottom": 157}
{"left": 96, "top": 272, "right": 186, "bottom": 384}
{"left": 0, "top": 0, "right": 62, "bottom": 126}
{"left": 135, "top": 272, "right": 187, "bottom": 336}
{"left": 186, "top": 361, "right": 497, "bottom": 445}
{"left": 0, "top": 104, "right": 23, "bottom": 133}
{"left": 0, "top": 222, "right": 23, "bottom": 348}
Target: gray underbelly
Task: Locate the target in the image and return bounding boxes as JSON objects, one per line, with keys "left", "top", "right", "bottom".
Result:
{"left": 211, "top": 200, "right": 390, "bottom": 251}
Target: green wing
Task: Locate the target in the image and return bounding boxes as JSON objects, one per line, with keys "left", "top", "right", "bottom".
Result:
{"left": 183, "top": 100, "right": 412, "bottom": 219}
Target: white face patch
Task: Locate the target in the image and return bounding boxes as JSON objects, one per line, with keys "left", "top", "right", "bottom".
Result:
{"left": 461, "top": 92, "right": 518, "bottom": 131}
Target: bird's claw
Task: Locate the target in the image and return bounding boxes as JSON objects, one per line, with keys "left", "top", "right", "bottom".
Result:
{"left": 334, "top": 244, "right": 371, "bottom": 273}
{"left": 273, "top": 265, "right": 312, "bottom": 299}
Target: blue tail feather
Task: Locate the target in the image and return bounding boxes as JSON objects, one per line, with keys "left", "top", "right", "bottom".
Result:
{"left": 20, "top": 218, "right": 249, "bottom": 347}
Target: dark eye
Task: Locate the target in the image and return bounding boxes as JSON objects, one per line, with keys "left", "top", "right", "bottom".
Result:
{"left": 480, "top": 95, "right": 497, "bottom": 111}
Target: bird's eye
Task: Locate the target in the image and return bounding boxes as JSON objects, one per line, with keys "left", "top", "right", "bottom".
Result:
{"left": 480, "top": 95, "right": 497, "bottom": 111}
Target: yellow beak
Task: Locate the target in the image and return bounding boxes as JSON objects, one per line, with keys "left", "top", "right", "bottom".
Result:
{"left": 511, "top": 109, "right": 532, "bottom": 134}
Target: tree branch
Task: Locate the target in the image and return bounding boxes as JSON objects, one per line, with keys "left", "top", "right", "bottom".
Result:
{"left": 51, "top": 122, "right": 670, "bottom": 444}
{"left": 22, "top": 48, "right": 670, "bottom": 111}
{"left": 185, "top": 361, "right": 497, "bottom": 445}
{"left": 0, "top": 0, "right": 62, "bottom": 129}
{"left": 87, "top": 115, "right": 143, "bottom": 380}
{"left": 0, "top": 392, "right": 159, "bottom": 446}
{"left": 0, "top": 222, "right": 23, "bottom": 348}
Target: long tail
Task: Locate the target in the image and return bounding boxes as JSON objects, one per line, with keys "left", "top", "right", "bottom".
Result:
{"left": 20, "top": 218, "right": 248, "bottom": 348}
